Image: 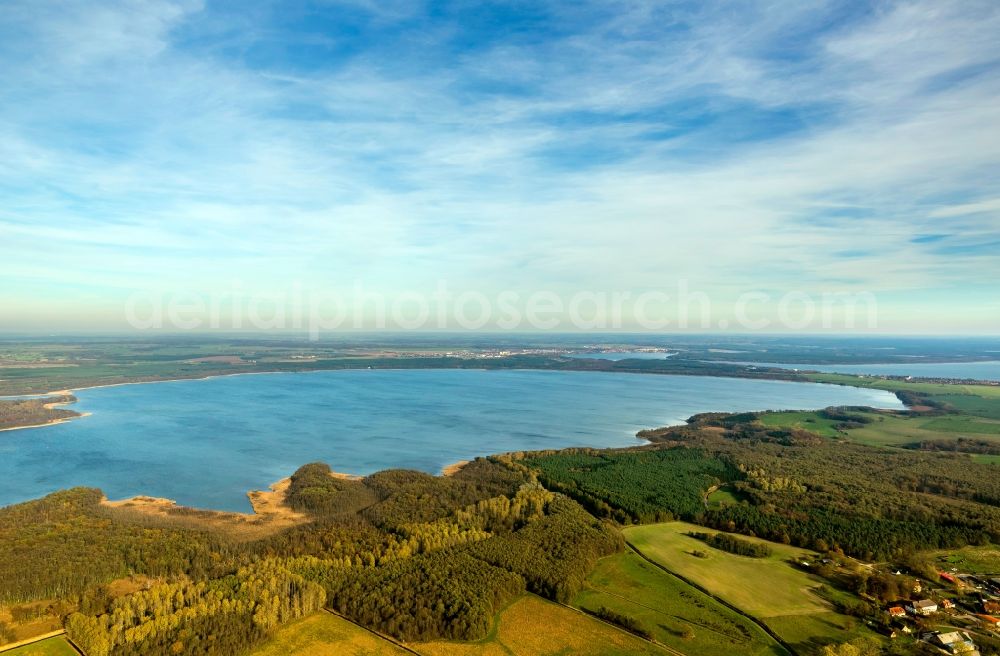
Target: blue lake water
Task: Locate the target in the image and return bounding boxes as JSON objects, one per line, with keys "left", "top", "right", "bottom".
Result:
{"left": 736, "top": 361, "right": 1000, "bottom": 382}
{"left": 0, "top": 369, "right": 901, "bottom": 511}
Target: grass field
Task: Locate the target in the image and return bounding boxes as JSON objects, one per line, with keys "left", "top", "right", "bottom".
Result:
{"left": 573, "top": 551, "right": 787, "bottom": 656}
{"left": 1, "top": 636, "right": 77, "bottom": 656}
{"left": 847, "top": 413, "right": 1000, "bottom": 447}
{"left": 921, "top": 415, "right": 1000, "bottom": 434}
{"left": 706, "top": 486, "right": 744, "bottom": 509}
{"left": 759, "top": 407, "right": 1000, "bottom": 452}
{"left": 413, "top": 594, "right": 666, "bottom": 656}
{"left": 931, "top": 546, "right": 1000, "bottom": 575}
{"left": 623, "top": 522, "right": 879, "bottom": 652}
{"left": 758, "top": 411, "right": 845, "bottom": 438}
{"left": 250, "top": 611, "right": 410, "bottom": 656}
{"left": 934, "top": 394, "right": 1000, "bottom": 420}
{"left": 805, "top": 373, "right": 1000, "bottom": 399}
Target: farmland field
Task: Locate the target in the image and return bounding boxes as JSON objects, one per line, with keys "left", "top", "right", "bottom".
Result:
{"left": 933, "top": 394, "right": 1000, "bottom": 420}
{"left": 759, "top": 407, "right": 1000, "bottom": 450}
{"left": 573, "top": 551, "right": 787, "bottom": 656}
{"left": 931, "top": 546, "right": 1000, "bottom": 575}
{"left": 413, "top": 593, "right": 665, "bottom": 656}
{"left": 250, "top": 611, "right": 410, "bottom": 656}
{"left": 922, "top": 416, "right": 1000, "bottom": 434}
{"left": 1, "top": 636, "right": 78, "bottom": 656}
{"left": 848, "top": 413, "right": 1000, "bottom": 447}
{"left": 624, "top": 522, "right": 825, "bottom": 617}
{"left": 623, "top": 522, "right": 880, "bottom": 650}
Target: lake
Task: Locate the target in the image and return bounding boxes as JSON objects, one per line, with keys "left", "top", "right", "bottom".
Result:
{"left": 0, "top": 369, "right": 902, "bottom": 511}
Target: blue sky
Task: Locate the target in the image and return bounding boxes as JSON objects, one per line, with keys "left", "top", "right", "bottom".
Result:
{"left": 1, "top": 0, "right": 999, "bottom": 333}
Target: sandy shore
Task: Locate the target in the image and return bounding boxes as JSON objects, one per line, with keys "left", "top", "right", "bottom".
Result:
{"left": 441, "top": 460, "right": 469, "bottom": 476}
{"left": 103, "top": 476, "right": 310, "bottom": 540}
{"left": 0, "top": 414, "right": 92, "bottom": 433}
{"left": 100, "top": 470, "right": 362, "bottom": 539}
{"left": 330, "top": 470, "right": 363, "bottom": 481}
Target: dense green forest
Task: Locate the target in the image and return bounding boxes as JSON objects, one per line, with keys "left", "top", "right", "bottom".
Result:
{"left": 66, "top": 561, "right": 325, "bottom": 656}
{"left": 523, "top": 447, "right": 739, "bottom": 523}
{"left": 4, "top": 458, "right": 623, "bottom": 653}
{"left": 0, "top": 488, "right": 236, "bottom": 603}
{"left": 523, "top": 413, "right": 1000, "bottom": 561}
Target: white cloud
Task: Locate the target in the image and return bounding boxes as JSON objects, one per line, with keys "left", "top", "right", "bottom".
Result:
{"left": 0, "top": 0, "right": 998, "bottom": 330}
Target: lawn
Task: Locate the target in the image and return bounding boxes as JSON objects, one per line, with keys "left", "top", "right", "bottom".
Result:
{"left": 573, "top": 551, "right": 787, "bottom": 656}
{"left": 623, "top": 522, "right": 881, "bottom": 651}
{"left": 250, "top": 611, "right": 411, "bottom": 656}
{"left": 413, "top": 593, "right": 666, "bottom": 656}
{"left": 2, "top": 636, "right": 78, "bottom": 656}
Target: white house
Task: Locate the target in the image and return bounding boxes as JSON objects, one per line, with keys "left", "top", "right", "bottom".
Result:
{"left": 909, "top": 599, "right": 938, "bottom": 616}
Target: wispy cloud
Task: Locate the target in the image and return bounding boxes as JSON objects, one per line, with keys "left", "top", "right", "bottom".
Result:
{"left": 0, "top": 0, "right": 998, "bottom": 331}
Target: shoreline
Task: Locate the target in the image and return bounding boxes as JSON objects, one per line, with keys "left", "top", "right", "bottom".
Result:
{"left": 0, "top": 414, "right": 92, "bottom": 433}
{"left": 0, "top": 391, "right": 92, "bottom": 433}
{"left": 441, "top": 460, "right": 469, "bottom": 476}
{"left": 102, "top": 469, "right": 363, "bottom": 533}
{"left": 0, "top": 360, "right": 877, "bottom": 399}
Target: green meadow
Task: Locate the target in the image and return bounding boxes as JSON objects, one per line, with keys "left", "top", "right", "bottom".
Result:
{"left": 623, "top": 522, "right": 880, "bottom": 652}
{"left": 757, "top": 411, "right": 846, "bottom": 438}
{"left": 573, "top": 551, "right": 787, "bottom": 656}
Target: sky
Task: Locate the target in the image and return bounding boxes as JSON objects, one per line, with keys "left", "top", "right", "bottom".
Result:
{"left": 1, "top": 0, "right": 999, "bottom": 333}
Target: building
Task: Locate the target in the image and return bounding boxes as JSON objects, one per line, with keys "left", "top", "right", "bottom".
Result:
{"left": 888, "top": 606, "right": 906, "bottom": 619}
{"left": 909, "top": 599, "right": 938, "bottom": 616}
{"left": 941, "top": 599, "right": 956, "bottom": 610}
{"left": 984, "top": 601, "right": 1000, "bottom": 614}
{"left": 933, "top": 630, "right": 978, "bottom": 655}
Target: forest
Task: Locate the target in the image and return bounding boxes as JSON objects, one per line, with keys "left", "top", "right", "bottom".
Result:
{"left": 524, "top": 412, "right": 1000, "bottom": 561}
{"left": 2, "top": 458, "right": 621, "bottom": 653}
